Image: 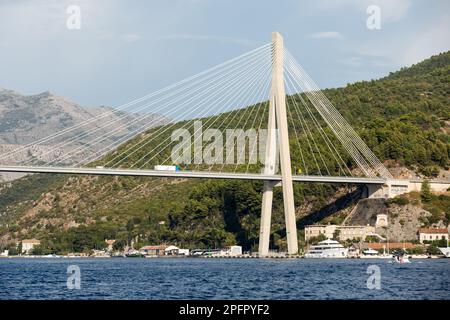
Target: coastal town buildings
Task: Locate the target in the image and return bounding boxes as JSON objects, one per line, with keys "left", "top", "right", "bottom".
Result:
{"left": 21, "top": 239, "right": 40, "bottom": 254}
{"left": 164, "top": 246, "right": 190, "bottom": 255}
{"left": 418, "top": 228, "right": 449, "bottom": 243}
{"left": 164, "top": 245, "right": 180, "bottom": 255}
{"left": 139, "top": 245, "right": 168, "bottom": 256}
{"left": 304, "top": 225, "right": 376, "bottom": 242}
{"left": 105, "top": 239, "right": 116, "bottom": 252}
{"left": 221, "top": 246, "right": 242, "bottom": 256}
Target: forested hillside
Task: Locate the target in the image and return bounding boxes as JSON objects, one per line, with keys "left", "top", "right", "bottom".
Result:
{"left": 0, "top": 51, "right": 449, "bottom": 253}
{"left": 323, "top": 51, "right": 449, "bottom": 174}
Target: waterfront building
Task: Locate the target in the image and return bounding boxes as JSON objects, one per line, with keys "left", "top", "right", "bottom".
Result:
{"left": 178, "top": 249, "right": 190, "bottom": 256}
{"left": 304, "top": 225, "right": 375, "bottom": 242}
{"left": 164, "top": 246, "right": 191, "bottom": 256}
{"left": 21, "top": 239, "right": 40, "bottom": 254}
{"left": 418, "top": 228, "right": 449, "bottom": 243}
{"left": 364, "top": 242, "right": 415, "bottom": 251}
{"left": 139, "top": 245, "right": 168, "bottom": 256}
{"left": 164, "top": 245, "right": 180, "bottom": 255}
{"left": 220, "top": 246, "right": 242, "bottom": 256}
{"left": 105, "top": 239, "right": 116, "bottom": 252}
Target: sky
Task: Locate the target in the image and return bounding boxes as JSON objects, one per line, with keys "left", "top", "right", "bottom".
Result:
{"left": 0, "top": 0, "right": 449, "bottom": 108}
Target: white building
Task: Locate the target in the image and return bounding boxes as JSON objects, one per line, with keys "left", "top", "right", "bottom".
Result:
{"left": 164, "top": 245, "right": 180, "bottom": 255}
{"left": 304, "top": 225, "right": 375, "bottom": 242}
{"left": 21, "top": 239, "right": 41, "bottom": 254}
{"left": 139, "top": 245, "right": 167, "bottom": 256}
{"left": 161, "top": 245, "right": 190, "bottom": 256}
{"left": 367, "top": 179, "right": 450, "bottom": 199}
{"left": 220, "top": 245, "right": 242, "bottom": 256}
{"left": 375, "top": 214, "right": 388, "bottom": 228}
{"left": 178, "top": 249, "right": 190, "bottom": 256}
{"left": 105, "top": 239, "right": 115, "bottom": 252}
{"left": 418, "top": 228, "right": 449, "bottom": 244}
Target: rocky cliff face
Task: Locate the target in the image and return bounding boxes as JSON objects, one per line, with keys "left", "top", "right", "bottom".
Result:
{"left": 0, "top": 88, "right": 168, "bottom": 181}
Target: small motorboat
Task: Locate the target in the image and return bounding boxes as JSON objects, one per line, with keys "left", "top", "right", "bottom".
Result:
{"left": 391, "top": 250, "right": 410, "bottom": 263}
{"left": 125, "top": 249, "right": 144, "bottom": 258}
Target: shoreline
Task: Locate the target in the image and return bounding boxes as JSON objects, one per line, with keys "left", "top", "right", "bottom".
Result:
{"left": 0, "top": 255, "right": 447, "bottom": 260}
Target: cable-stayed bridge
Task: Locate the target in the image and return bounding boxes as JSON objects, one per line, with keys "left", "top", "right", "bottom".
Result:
{"left": 0, "top": 165, "right": 385, "bottom": 184}
{"left": 1, "top": 32, "right": 448, "bottom": 255}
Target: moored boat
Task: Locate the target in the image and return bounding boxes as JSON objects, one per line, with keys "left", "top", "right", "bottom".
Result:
{"left": 438, "top": 240, "right": 450, "bottom": 258}
{"left": 125, "top": 249, "right": 144, "bottom": 258}
{"left": 362, "top": 248, "right": 379, "bottom": 256}
{"left": 391, "top": 250, "right": 410, "bottom": 263}
{"left": 305, "top": 239, "right": 348, "bottom": 258}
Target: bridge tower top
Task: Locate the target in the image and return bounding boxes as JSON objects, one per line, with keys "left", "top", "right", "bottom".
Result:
{"left": 271, "top": 32, "right": 284, "bottom": 94}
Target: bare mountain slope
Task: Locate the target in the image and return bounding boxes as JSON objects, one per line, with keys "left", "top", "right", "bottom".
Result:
{"left": 0, "top": 88, "right": 168, "bottom": 180}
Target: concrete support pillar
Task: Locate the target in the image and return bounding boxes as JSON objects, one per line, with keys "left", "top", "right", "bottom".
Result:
{"left": 259, "top": 88, "right": 277, "bottom": 256}
{"left": 258, "top": 32, "right": 298, "bottom": 256}
{"left": 259, "top": 180, "right": 276, "bottom": 255}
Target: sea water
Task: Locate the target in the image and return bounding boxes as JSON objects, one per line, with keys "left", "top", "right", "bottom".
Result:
{"left": 0, "top": 258, "right": 448, "bottom": 300}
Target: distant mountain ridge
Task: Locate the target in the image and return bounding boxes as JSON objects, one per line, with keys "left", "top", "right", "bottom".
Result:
{"left": 0, "top": 88, "right": 168, "bottom": 180}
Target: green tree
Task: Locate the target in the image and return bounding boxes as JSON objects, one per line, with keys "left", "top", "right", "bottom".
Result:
{"left": 308, "top": 233, "right": 327, "bottom": 245}
{"left": 421, "top": 179, "right": 432, "bottom": 203}
{"left": 113, "top": 239, "right": 126, "bottom": 251}
{"left": 407, "top": 246, "right": 425, "bottom": 254}
{"left": 31, "top": 245, "right": 44, "bottom": 255}
{"left": 426, "top": 245, "right": 441, "bottom": 255}
{"left": 333, "top": 229, "right": 341, "bottom": 241}
{"left": 386, "top": 196, "right": 409, "bottom": 206}
{"left": 7, "top": 246, "right": 19, "bottom": 256}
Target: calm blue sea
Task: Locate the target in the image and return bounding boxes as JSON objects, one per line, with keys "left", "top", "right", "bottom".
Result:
{"left": 0, "top": 258, "right": 449, "bottom": 300}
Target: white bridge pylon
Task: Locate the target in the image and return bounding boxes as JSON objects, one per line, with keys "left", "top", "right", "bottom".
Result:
{"left": 260, "top": 32, "right": 297, "bottom": 255}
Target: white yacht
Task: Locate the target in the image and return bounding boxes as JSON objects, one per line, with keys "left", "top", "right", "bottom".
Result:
{"left": 305, "top": 239, "right": 348, "bottom": 258}
{"left": 439, "top": 240, "right": 450, "bottom": 258}
{"left": 439, "top": 248, "right": 450, "bottom": 257}
{"left": 362, "top": 248, "right": 379, "bottom": 256}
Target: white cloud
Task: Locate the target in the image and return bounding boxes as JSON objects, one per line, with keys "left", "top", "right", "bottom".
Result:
{"left": 307, "top": 31, "right": 343, "bottom": 40}
{"left": 340, "top": 52, "right": 395, "bottom": 68}
{"left": 353, "top": 13, "right": 450, "bottom": 67}
{"left": 400, "top": 14, "right": 450, "bottom": 65}
{"left": 120, "top": 34, "right": 141, "bottom": 43}
{"left": 340, "top": 56, "right": 363, "bottom": 67}
{"left": 156, "top": 34, "right": 261, "bottom": 47}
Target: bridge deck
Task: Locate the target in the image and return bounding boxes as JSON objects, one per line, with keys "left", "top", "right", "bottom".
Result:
{"left": 0, "top": 165, "right": 386, "bottom": 185}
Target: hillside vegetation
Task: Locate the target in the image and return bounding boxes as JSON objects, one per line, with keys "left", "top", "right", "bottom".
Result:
{"left": 0, "top": 51, "right": 449, "bottom": 253}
